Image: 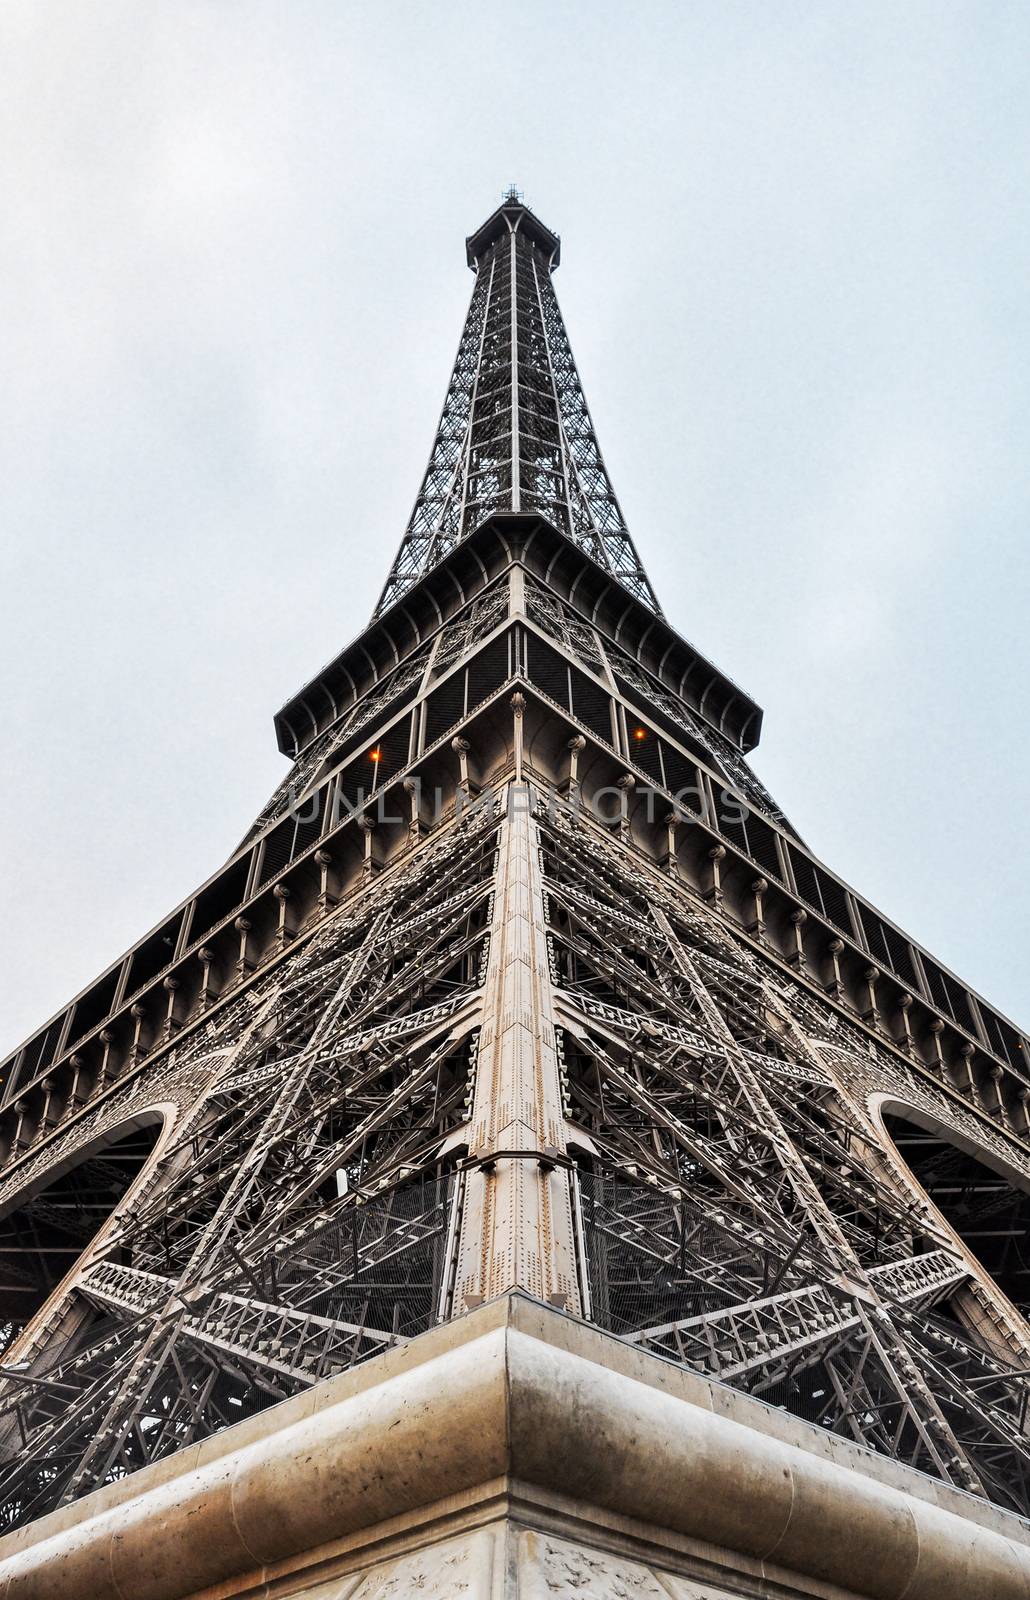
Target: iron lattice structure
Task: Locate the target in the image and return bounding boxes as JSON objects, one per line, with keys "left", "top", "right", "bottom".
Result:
{"left": 373, "top": 191, "right": 659, "bottom": 618}
{"left": 3, "top": 197, "right": 1030, "bottom": 1530}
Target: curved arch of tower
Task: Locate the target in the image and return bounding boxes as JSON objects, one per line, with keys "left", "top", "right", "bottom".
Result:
{"left": 1, "top": 196, "right": 1029, "bottom": 1597}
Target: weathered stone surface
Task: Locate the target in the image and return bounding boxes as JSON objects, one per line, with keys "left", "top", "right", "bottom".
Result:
{"left": 518, "top": 1529, "right": 671, "bottom": 1597}
{"left": 1, "top": 1297, "right": 1028, "bottom": 1600}
{"left": 348, "top": 1528, "right": 496, "bottom": 1597}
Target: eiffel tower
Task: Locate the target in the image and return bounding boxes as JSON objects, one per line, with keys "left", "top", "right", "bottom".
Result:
{"left": 1, "top": 192, "right": 1029, "bottom": 1597}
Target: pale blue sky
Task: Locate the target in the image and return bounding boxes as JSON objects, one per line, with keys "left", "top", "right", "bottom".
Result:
{"left": 1, "top": 1, "right": 1028, "bottom": 1056}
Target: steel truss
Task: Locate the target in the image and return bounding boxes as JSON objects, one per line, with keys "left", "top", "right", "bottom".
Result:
{"left": 0, "top": 809, "right": 498, "bottom": 1528}
{"left": 374, "top": 202, "right": 659, "bottom": 617}
{"left": 4, "top": 784, "right": 1030, "bottom": 1526}
{"left": 538, "top": 805, "right": 1030, "bottom": 1514}
{"left": 4, "top": 196, "right": 1030, "bottom": 1543}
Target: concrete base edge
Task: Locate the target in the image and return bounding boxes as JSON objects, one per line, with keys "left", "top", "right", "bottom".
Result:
{"left": 0, "top": 1295, "right": 1028, "bottom": 1600}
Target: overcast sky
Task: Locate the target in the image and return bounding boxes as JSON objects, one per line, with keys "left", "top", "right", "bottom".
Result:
{"left": 1, "top": 1, "right": 1028, "bottom": 1058}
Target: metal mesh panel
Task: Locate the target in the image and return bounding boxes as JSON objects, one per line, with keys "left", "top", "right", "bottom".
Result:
{"left": 275, "top": 1171, "right": 457, "bottom": 1340}
{"left": 467, "top": 633, "right": 512, "bottom": 712}
{"left": 190, "top": 855, "right": 251, "bottom": 943}
{"left": 579, "top": 1171, "right": 759, "bottom": 1338}
{"left": 424, "top": 673, "right": 467, "bottom": 748}
{"left": 68, "top": 967, "right": 121, "bottom": 1049}
{"left": 369, "top": 714, "right": 412, "bottom": 783}
{"left": 859, "top": 904, "right": 919, "bottom": 988}
{"left": 922, "top": 957, "right": 979, "bottom": 1035}
{"left": 525, "top": 632, "right": 571, "bottom": 711}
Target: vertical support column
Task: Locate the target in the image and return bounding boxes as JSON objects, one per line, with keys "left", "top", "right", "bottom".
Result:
{"left": 703, "top": 843, "right": 725, "bottom": 910}
{"left": 161, "top": 975, "right": 181, "bottom": 1042}
{"left": 825, "top": 938, "right": 845, "bottom": 1002}
{"left": 660, "top": 811, "right": 681, "bottom": 877}
{"left": 895, "top": 990, "right": 916, "bottom": 1056}
{"left": 127, "top": 1003, "right": 148, "bottom": 1069}
{"left": 196, "top": 948, "right": 216, "bottom": 1012}
{"left": 559, "top": 734, "right": 586, "bottom": 800}
{"left": 861, "top": 966, "right": 882, "bottom": 1029}
{"left": 455, "top": 787, "right": 581, "bottom": 1314}
{"left": 509, "top": 228, "right": 521, "bottom": 511}
{"left": 746, "top": 875, "right": 768, "bottom": 940}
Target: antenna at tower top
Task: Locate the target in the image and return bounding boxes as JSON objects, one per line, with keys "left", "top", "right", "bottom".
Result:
{"left": 502, "top": 183, "right": 524, "bottom": 204}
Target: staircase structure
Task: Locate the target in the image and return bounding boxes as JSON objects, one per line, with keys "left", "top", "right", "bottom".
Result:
{"left": 0, "top": 193, "right": 1029, "bottom": 1598}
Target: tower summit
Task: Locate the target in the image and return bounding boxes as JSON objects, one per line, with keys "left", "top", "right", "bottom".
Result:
{"left": 374, "top": 189, "right": 659, "bottom": 617}
{"left": 1, "top": 201, "right": 1029, "bottom": 1598}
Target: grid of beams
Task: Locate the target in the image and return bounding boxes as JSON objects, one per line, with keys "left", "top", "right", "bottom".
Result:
{"left": 3, "top": 202, "right": 1030, "bottom": 1542}
{"left": 5, "top": 780, "right": 1030, "bottom": 1526}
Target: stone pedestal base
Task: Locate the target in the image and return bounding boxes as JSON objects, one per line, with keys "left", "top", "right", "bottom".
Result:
{"left": 320, "top": 1524, "right": 730, "bottom": 1598}
{"left": 1, "top": 1295, "right": 1028, "bottom": 1599}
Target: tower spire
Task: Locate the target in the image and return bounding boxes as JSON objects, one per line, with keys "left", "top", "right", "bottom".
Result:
{"left": 373, "top": 197, "right": 661, "bottom": 619}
